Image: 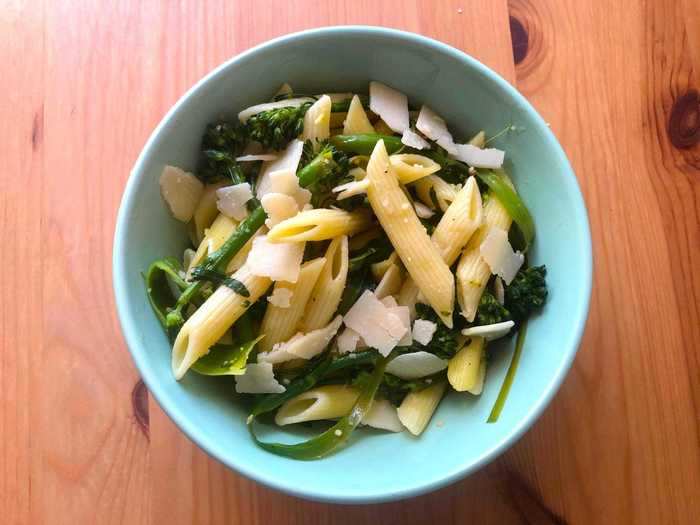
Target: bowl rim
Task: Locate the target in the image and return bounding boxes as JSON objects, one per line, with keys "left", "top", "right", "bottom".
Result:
{"left": 113, "top": 25, "right": 592, "bottom": 504}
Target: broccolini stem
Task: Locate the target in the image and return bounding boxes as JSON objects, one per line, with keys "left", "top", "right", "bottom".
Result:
{"left": 329, "top": 134, "right": 403, "bottom": 155}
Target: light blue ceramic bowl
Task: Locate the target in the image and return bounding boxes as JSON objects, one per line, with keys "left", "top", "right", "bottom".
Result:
{"left": 114, "top": 26, "right": 591, "bottom": 503}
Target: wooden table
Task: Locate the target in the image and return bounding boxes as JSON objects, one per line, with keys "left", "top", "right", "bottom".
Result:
{"left": 2, "top": 1, "right": 698, "bottom": 523}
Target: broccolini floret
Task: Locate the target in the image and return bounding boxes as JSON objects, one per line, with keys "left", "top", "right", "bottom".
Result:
{"left": 410, "top": 303, "right": 460, "bottom": 360}
{"left": 198, "top": 121, "right": 248, "bottom": 182}
{"left": 474, "top": 290, "right": 511, "bottom": 326}
{"left": 504, "top": 265, "right": 547, "bottom": 323}
{"left": 297, "top": 141, "right": 350, "bottom": 207}
{"left": 246, "top": 102, "right": 312, "bottom": 150}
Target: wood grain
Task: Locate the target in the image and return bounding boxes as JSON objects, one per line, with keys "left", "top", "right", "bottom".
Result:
{"left": 1, "top": 0, "right": 698, "bottom": 524}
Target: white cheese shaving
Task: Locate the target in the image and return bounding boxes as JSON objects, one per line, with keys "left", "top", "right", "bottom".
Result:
{"left": 369, "top": 81, "right": 409, "bottom": 133}
{"left": 415, "top": 105, "right": 458, "bottom": 154}
{"left": 159, "top": 165, "right": 204, "bottom": 222}
{"left": 332, "top": 179, "right": 370, "bottom": 200}
{"left": 413, "top": 201, "right": 435, "bottom": 219}
{"left": 238, "top": 97, "right": 314, "bottom": 123}
{"left": 380, "top": 296, "right": 399, "bottom": 308}
{"left": 234, "top": 362, "right": 285, "bottom": 394}
{"left": 453, "top": 143, "right": 505, "bottom": 169}
{"left": 479, "top": 227, "right": 524, "bottom": 284}
{"left": 255, "top": 140, "right": 304, "bottom": 198}
{"left": 259, "top": 316, "right": 343, "bottom": 363}
{"left": 385, "top": 351, "right": 448, "bottom": 380}
{"left": 261, "top": 192, "right": 299, "bottom": 228}
{"left": 267, "top": 287, "right": 293, "bottom": 308}
{"left": 343, "top": 290, "right": 408, "bottom": 356}
{"left": 337, "top": 327, "right": 361, "bottom": 354}
{"left": 269, "top": 168, "right": 311, "bottom": 208}
{"left": 401, "top": 128, "right": 430, "bottom": 150}
{"left": 462, "top": 320, "right": 515, "bottom": 341}
{"left": 390, "top": 305, "right": 413, "bottom": 347}
{"left": 215, "top": 183, "right": 252, "bottom": 221}
{"left": 235, "top": 154, "right": 278, "bottom": 162}
{"left": 493, "top": 276, "right": 505, "bottom": 305}
{"left": 412, "top": 319, "right": 437, "bottom": 346}
{"left": 362, "top": 399, "right": 404, "bottom": 432}
{"left": 247, "top": 235, "right": 304, "bottom": 282}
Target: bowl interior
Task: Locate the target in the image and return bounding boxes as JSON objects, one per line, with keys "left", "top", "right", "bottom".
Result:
{"left": 114, "top": 27, "right": 591, "bottom": 503}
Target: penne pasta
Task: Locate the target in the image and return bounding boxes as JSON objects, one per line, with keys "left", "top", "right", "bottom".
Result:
{"left": 259, "top": 257, "right": 326, "bottom": 352}
{"left": 447, "top": 336, "right": 485, "bottom": 392}
{"left": 187, "top": 213, "right": 238, "bottom": 274}
{"left": 365, "top": 140, "right": 455, "bottom": 327}
{"left": 171, "top": 265, "right": 272, "bottom": 380}
{"left": 467, "top": 130, "right": 486, "bottom": 148}
{"left": 374, "top": 262, "right": 403, "bottom": 299}
{"left": 413, "top": 175, "right": 459, "bottom": 212}
{"left": 266, "top": 208, "right": 372, "bottom": 243}
{"left": 192, "top": 181, "right": 227, "bottom": 244}
{"left": 302, "top": 95, "right": 332, "bottom": 142}
{"left": 389, "top": 154, "right": 441, "bottom": 184}
{"left": 371, "top": 252, "right": 399, "bottom": 281}
{"left": 456, "top": 193, "right": 512, "bottom": 321}
{"left": 275, "top": 385, "right": 359, "bottom": 426}
{"left": 468, "top": 359, "right": 487, "bottom": 396}
{"left": 397, "top": 381, "right": 447, "bottom": 436}
{"left": 343, "top": 94, "right": 375, "bottom": 134}
{"left": 431, "top": 176, "right": 483, "bottom": 266}
{"left": 396, "top": 276, "right": 421, "bottom": 318}
{"left": 299, "top": 236, "right": 349, "bottom": 331}
{"left": 347, "top": 226, "right": 382, "bottom": 251}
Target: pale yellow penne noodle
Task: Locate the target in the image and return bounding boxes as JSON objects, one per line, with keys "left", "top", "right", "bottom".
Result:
{"left": 456, "top": 194, "right": 512, "bottom": 322}
{"left": 397, "top": 381, "right": 447, "bottom": 436}
{"left": 374, "top": 262, "right": 403, "bottom": 299}
{"left": 371, "top": 251, "right": 399, "bottom": 281}
{"left": 431, "top": 176, "right": 483, "bottom": 266}
{"left": 413, "top": 175, "right": 459, "bottom": 212}
{"left": 343, "top": 94, "right": 375, "bottom": 134}
{"left": 348, "top": 226, "right": 382, "bottom": 251}
{"left": 469, "top": 359, "right": 487, "bottom": 396}
{"left": 171, "top": 265, "right": 272, "bottom": 380}
{"left": 396, "top": 277, "right": 420, "bottom": 318}
{"left": 187, "top": 213, "right": 237, "bottom": 275}
{"left": 192, "top": 181, "right": 227, "bottom": 244}
{"left": 299, "top": 236, "right": 349, "bottom": 332}
{"left": 467, "top": 130, "right": 486, "bottom": 148}
{"left": 259, "top": 257, "right": 326, "bottom": 352}
{"left": 365, "top": 140, "right": 455, "bottom": 327}
{"left": 302, "top": 95, "right": 331, "bottom": 142}
{"left": 447, "top": 336, "right": 485, "bottom": 392}
{"left": 275, "top": 385, "right": 360, "bottom": 426}
{"left": 267, "top": 208, "right": 372, "bottom": 243}
{"left": 389, "top": 154, "right": 441, "bottom": 184}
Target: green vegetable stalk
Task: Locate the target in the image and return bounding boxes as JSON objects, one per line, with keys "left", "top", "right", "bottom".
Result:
{"left": 487, "top": 321, "right": 528, "bottom": 422}
{"left": 330, "top": 134, "right": 403, "bottom": 156}
{"left": 249, "top": 353, "right": 390, "bottom": 460}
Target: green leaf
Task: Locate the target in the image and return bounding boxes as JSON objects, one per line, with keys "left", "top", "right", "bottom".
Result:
{"left": 144, "top": 257, "right": 188, "bottom": 332}
{"left": 191, "top": 335, "right": 264, "bottom": 376}
{"left": 476, "top": 169, "right": 535, "bottom": 252}
{"left": 248, "top": 354, "right": 390, "bottom": 460}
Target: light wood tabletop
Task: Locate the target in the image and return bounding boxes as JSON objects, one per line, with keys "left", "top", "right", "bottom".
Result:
{"left": 2, "top": 1, "right": 698, "bottom": 523}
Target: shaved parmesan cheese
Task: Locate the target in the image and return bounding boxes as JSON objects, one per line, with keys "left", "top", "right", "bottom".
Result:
{"left": 337, "top": 327, "right": 362, "bottom": 354}
{"left": 236, "top": 154, "right": 278, "bottom": 162}
{"left": 385, "top": 351, "right": 447, "bottom": 380}
{"left": 260, "top": 316, "right": 343, "bottom": 363}
{"left": 390, "top": 305, "right": 413, "bottom": 347}
{"left": 369, "top": 81, "right": 409, "bottom": 133}
{"left": 414, "top": 201, "right": 435, "bottom": 219}
{"left": 267, "top": 287, "right": 293, "bottom": 308}
{"left": 401, "top": 128, "right": 430, "bottom": 150}
{"left": 416, "top": 105, "right": 457, "bottom": 154}
{"left": 362, "top": 399, "right": 404, "bottom": 432}
{"left": 261, "top": 192, "right": 299, "bottom": 228}
{"left": 380, "top": 296, "right": 399, "bottom": 308}
{"left": 412, "top": 319, "right": 437, "bottom": 346}
{"left": 256, "top": 140, "right": 304, "bottom": 198}
{"left": 234, "top": 363, "right": 285, "bottom": 394}
{"left": 216, "top": 183, "right": 252, "bottom": 221}
{"left": 343, "top": 95, "right": 375, "bottom": 134}
{"left": 269, "top": 168, "right": 312, "bottom": 208}
{"left": 493, "top": 276, "right": 505, "bottom": 305}
{"left": 462, "top": 320, "right": 514, "bottom": 341}
{"left": 159, "top": 165, "right": 204, "bottom": 222}
{"left": 479, "top": 227, "right": 524, "bottom": 284}
{"left": 247, "top": 235, "right": 304, "bottom": 282}
{"left": 332, "top": 179, "right": 370, "bottom": 200}
{"left": 453, "top": 143, "right": 505, "bottom": 169}
{"left": 238, "top": 97, "right": 313, "bottom": 123}
{"left": 343, "top": 290, "right": 408, "bottom": 356}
